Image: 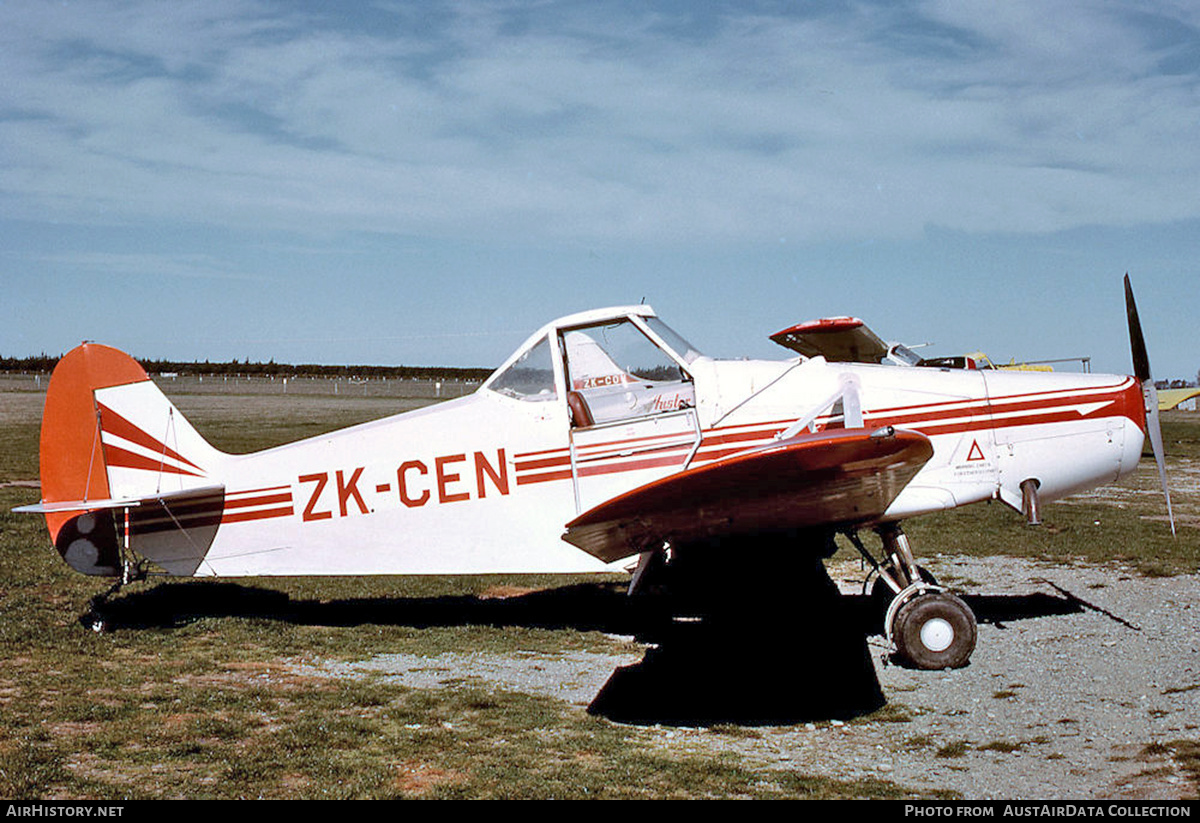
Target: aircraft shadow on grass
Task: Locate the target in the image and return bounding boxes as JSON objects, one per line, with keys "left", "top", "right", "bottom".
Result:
{"left": 95, "top": 571, "right": 1084, "bottom": 727}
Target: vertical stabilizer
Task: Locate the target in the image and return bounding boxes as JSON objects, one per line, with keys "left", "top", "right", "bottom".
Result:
{"left": 36, "top": 344, "right": 225, "bottom": 575}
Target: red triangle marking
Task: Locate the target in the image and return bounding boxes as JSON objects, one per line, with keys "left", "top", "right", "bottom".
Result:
{"left": 966, "top": 439, "right": 985, "bottom": 462}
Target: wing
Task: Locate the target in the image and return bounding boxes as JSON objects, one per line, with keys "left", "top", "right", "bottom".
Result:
{"left": 769, "top": 317, "right": 890, "bottom": 363}
{"left": 562, "top": 427, "right": 933, "bottom": 563}
{"left": 1158, "top": 387, "right": 1200, "bottom": 410}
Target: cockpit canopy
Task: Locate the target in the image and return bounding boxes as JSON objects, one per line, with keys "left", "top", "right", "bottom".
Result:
{"left": 483, "top": 306, "right": 702, "bottom": 426}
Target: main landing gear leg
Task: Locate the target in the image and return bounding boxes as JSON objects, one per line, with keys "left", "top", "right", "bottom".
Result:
{"left": 848, "top": 524, "right": 977, "bottom": 670}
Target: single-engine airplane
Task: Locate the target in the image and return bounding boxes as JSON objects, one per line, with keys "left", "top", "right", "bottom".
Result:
{"left": 771, "top": 316, "right": 1085, "bottom": 372}
{"left": 769, "top": 315, "right": 933, "bottom": 367}
{"left": 15, "top": 276, "right": 1174, "bottom": 669}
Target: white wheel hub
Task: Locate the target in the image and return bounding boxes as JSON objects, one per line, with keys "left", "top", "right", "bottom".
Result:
{"left": 920, "top": 617, "right": 955, "bottom": 652}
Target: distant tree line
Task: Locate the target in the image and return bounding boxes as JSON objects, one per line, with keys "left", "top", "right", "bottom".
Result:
{"left": 0, "top": 354, "right": 492, "bottom": 382}
{"left": 0, "top": 354, "right": 59, "bottom": 373}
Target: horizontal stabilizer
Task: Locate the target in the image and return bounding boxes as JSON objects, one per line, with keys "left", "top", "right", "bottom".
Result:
{"left": 14, "top": 485, "right": 226, "bottom": 515}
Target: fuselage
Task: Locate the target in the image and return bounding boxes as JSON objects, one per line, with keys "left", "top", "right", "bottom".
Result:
{"left": 41, "top": 306, "right": 1148, "bottom": 579}
{"left": 154, "top": 365, "right": 1144, "bottom": 578}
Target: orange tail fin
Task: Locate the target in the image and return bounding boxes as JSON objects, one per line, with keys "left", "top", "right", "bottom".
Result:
{"left": 39, "top": 345, "right": 150, "bottom": 574}
{"left": 35, "top": 344, "right": 223, "bottom": 575}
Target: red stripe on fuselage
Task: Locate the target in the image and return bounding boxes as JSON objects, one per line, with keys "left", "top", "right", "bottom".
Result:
{"left": 217, "top": 486, "right": 295, "bottom": 525}
{"left": 220, "top": 507, "right": 294, "bottom": 524}
{"left": 512, "top": 381, "right": 1137, "bottom": 486}
{"left": 224, "top": 492, "right": 292, "bottom": 510}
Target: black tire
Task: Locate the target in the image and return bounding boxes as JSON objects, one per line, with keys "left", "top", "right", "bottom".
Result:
{"left": 892, "top": 592, "right": 976, "bottom": 670}
{"left": 869, "top": 565, "right": 938, "bottom": 619}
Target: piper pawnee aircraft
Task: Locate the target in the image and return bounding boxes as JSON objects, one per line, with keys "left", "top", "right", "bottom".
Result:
{"left": 15, "top": 276, "right": 1174, "bottom": 670}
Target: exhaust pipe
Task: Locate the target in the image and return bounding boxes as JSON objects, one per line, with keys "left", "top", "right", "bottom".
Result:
{"left": 1021, "top": 478, "right": 1041, "bottom": 526}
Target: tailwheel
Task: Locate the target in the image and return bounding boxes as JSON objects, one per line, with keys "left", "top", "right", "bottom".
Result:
{"left": 81, "top": 610, "right": 109, "bottom": 634}
{"left": 891, "top": 592, "right": 977, "bottom": 670}
{"left": 78, "top": 558, "right": 148, "bottom": 634}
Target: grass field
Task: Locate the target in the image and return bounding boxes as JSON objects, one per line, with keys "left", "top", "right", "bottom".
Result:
{"left": 1, "top": 377, "right": 1196, "bottom": 799}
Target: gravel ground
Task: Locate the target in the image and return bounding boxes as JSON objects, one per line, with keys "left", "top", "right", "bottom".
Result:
{"left": 818, "top": 556, "right": 1199, "bottom": 799}
{"left": 293, "top": 556, "right": 1200, "bottom": 800}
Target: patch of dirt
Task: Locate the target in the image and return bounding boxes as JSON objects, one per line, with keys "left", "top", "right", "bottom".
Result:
{"left": 393, "top": 759, "right": 469, "bottom": 796}
{"left": 174, "top": 663, "right": 335, "bottom": 693}
{"left": 1067, "top": 458, "right": 1200, "bottom": 530}
{"left": 479, "top": 585, "right": 543, "bottom": 599}
{"left": 47, "top": 721, "right": 105, "bottom": 738}
{"left": 289, "top": 649, "right": 636, "bottom": 708}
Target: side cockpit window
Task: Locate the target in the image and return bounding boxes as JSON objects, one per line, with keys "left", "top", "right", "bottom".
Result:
{"left": 561, "top": 319, "right": 694, "bottom": 425}
{"left": 488, "top": 336, "right": 558, "bottom": 402}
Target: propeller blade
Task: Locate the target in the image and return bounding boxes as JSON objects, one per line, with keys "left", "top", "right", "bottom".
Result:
{"left": 1124, "top": 274, "right": 1175, "bottom": 536}
{"left": 1125, "top": 273, "right": 1151, "bottom": 383}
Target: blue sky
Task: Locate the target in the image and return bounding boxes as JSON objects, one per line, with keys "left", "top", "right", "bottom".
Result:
{"left": 2, "top": 0, "right": 1198, "bottom": 379}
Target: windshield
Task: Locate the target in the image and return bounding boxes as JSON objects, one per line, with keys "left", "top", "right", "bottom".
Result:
{"left": 487, "top": 335, "right": 558, "bottom": 401}
{"left": 887, "top": 343, "right": 924, "bottom": 367}
{"left": 644, "top": 317, "right": 702, "bottom": 364}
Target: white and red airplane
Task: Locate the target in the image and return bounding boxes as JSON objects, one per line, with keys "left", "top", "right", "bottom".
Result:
{"left": 16, "top": 276, "right": 1173, "bottom": 669}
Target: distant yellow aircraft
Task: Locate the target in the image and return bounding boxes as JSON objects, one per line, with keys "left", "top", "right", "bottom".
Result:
{"left": 967, "top": 353, "right": 1055, "bottom": 372}
{"left": 1158, "top": 387, "right": 1200, "bottom": 410}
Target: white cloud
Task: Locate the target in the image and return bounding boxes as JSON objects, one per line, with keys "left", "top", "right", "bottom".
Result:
{"left": 2, "top": 0, "right": 1199, "bottom": 244}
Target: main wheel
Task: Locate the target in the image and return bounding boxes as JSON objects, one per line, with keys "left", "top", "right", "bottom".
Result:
{"left": 869, "top": 566, "right": 938, "bottom": 625}
{"left": 892, "top": 592, "right": 976, "bottom": 670}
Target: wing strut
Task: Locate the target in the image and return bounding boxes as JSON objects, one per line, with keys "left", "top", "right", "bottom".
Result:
{"left": 775, "top": 374, "right": 864, "bottom": 441}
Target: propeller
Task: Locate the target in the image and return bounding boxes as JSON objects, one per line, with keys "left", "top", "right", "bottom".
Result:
{"left": 1124, "top": 273, "right": 1176, "bottom": 536}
